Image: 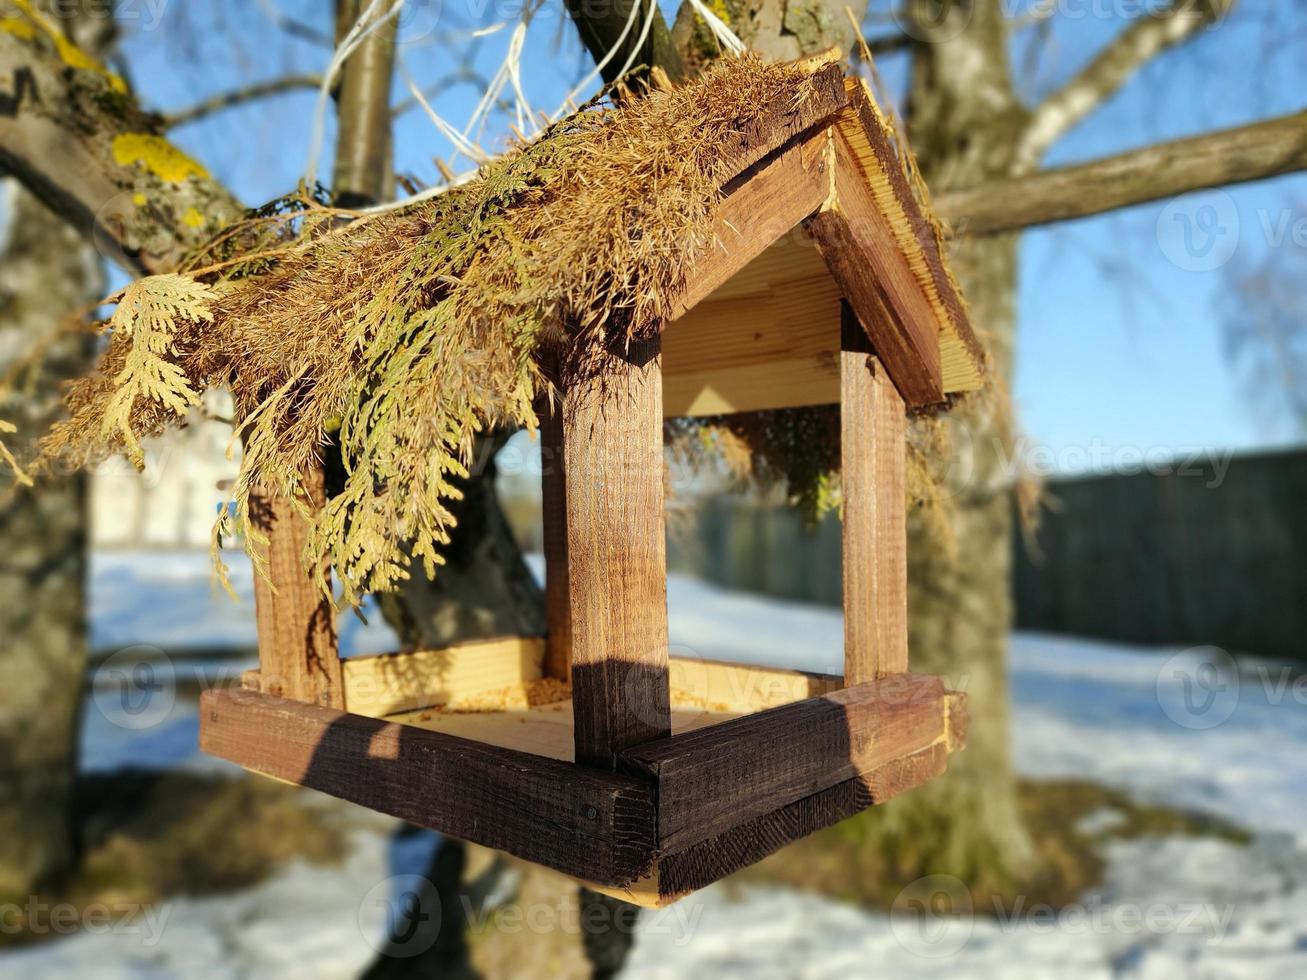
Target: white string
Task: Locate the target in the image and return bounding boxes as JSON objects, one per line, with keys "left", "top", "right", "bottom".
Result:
{"left": 611, "top": 0, "right": 660, "bottom": 85}
{"left": 400, "top": 65, "right": 492, "bottom": 163}
{"left": 682, "top": 0, "right": 745, "bottom": 56}
{"left": 549, "top": 0, "right": 642, "bottom": 120}
{"left": 505, "top": 22, "right": 535, "bottom": 136}
{"left": 303, "top": 0, "right": 407, "bottom": 189}
{"left": 358, "top": 0, "right": 747, "bottom": 216}
{"left": 357, "top": 169, "right": 478, "bottom": 215}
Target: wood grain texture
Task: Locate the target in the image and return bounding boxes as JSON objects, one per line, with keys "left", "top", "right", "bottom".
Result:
{"left": 249, "top": 469, "right": 342, "bottom": 708}
{"left": 662, "top": 260, "right": 842, "bottom": 417}
{"left": 388, "top": 656, "right": 843, "bottom": 762}
{"left": 840, "top": 316, "right": 909, "bottom": 684}
{"left": 835, "top": 77, "right": 983, "bottom": 395}
{"left": 393, "top": 699, "right": 740, "bottom": 763}
{"left": 715, "top": 61, "right": 847, "bottom": 185}
{"left": 342, "top": 635, "right": 545, "bottom": 716}
{"left": 656, "top": 740, "right": 949, "bottom": 899}
{"left": 665, "top": 128, "right": 834, "bottom": 321}
{"left": 539, "top": 392, "right": 573, "bottom": 680}
{"left": 562, "top": 337, "right": 671, "bottom": 769}
{"left": 200, "top": 687, "right": 657, "bottom": 886}
{"left": 623, "top": 674, "right": 947, "bottom": 853}
{"left": 806, "top": 131, "right": 944, "bottom": 407}
{"left": 658, "top": 742, "right": 947, "bottom": 900}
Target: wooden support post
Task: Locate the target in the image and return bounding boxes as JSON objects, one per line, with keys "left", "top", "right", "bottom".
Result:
{"left": 540, "top": 390, "right": 572, "bottom": 680}
{"left": 562, "top": 337, "right": 672, "bottom": 769}
{"left": 249, "top": 466, "right": 343, "bottom": 708}
{"left": 840, "top": 304, "right": 908, "bottom": 684}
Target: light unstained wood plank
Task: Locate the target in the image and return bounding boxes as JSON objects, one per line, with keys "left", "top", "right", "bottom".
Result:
{"left": 622, "top": 673, "right": 948, "bottom": 853}
{"left": 200, "top": 688, "right": 656, "bottom": 886}
{"left": 249, "top": 469, "right": 342, "bottom": 709}
{"left": 670, "top": 657, "right": 843, "bottom": 712}
{"left": 693, "top": 227, "right": 830, "bottom": 302}
{"left": 342, "top": 635, "right": 545, "bottom": 716}
{"left": 841, "top": 317, "right": 909, "bottom": 684}
{"left": 806, "top": 131, "right": 944, "bottom": 407}
{"left": 562, "top": 337, "right": 671, "bottom": 769}
{"left": 662, "top": 271, "right": 843, "bottom": 417}
{"left": 387, "top": 657, "right": 841, "bottom": 761}
{"left": 393, "top": 700, "right": 741, "bottom": 763}
{"left": 835, "top": 77, "right": 984, "bottom": 395}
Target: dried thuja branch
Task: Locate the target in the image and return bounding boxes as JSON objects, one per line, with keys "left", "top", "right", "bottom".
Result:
{"left": 99, "top": 275, "right": 217, "bottom": 465}
{"left": 34, "top": 56, "right": 849, "bottom": 603}
{"left": 0, "top": 419, "right": 31, "bottom": 487}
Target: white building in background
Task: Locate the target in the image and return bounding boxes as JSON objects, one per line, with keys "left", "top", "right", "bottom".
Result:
{"left": 90, "top": 390, "right": 239, "bottom": 549}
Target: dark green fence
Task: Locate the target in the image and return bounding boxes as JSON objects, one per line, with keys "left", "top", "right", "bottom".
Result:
{"left": 1014, "top": 449, "right": 1307, "bottom": 660}
{"left": 666, "top": 448, "right": 1307, "bottom": 660}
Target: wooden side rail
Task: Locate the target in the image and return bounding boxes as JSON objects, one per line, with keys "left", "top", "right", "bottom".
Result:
{"left": 200, "top": 687, "right": 657, "bottom": 886}
{"left": 621, "top": 673, "right": 947, "bottom": 854}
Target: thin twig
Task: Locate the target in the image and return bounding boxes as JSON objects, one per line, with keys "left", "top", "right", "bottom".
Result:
{"left": 163, "top": 74, "right": 324, "bottom": 128}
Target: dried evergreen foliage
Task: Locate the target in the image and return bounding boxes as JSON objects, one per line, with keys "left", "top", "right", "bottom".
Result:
{"left": 32, "top": 56, "right": 844, "bottom": 603}
{"left": 0, "top": 419, "right": 28, "bottom": 486}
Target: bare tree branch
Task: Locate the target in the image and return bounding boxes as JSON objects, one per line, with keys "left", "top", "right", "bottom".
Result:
{"left": 1014, "top": 0, "right": 1235, "bottom": 173}
{"left": 939, "top": 109, "right": 1307, "bottom": 236}
{"left": 0, "top": 25, "right": 241, "bottom": 273}
{"left": 163, "top": 73, "right": 323, "bottom": 129}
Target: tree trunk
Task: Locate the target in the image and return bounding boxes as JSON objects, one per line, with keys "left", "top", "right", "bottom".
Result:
{"left": 885, "top": 0, "right": 1038, "bottom": 882}
{"left": 0, "top": 180, "right": 103, "bottom": 899}
{"left": 711, "top": 0, "right": 1038, "bottom": 888}
{"left": 0, "top": 0, "right": 113, "bottom": 901}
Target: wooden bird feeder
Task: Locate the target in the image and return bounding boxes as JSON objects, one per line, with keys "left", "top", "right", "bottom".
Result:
{"left": 200, "top": 68, "right": 985, "bottom": 906}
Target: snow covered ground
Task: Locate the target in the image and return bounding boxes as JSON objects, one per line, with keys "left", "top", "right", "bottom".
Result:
{"left": 4, "top": 550, "right": 1304, "bottom": 978}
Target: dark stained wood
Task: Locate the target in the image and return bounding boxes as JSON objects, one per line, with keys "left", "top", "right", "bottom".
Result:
{"left": 806, "top": 132, "right": 944, "bottom": 407}
{"left": 715, "top": 61, "right": 847, "bottom": 180}
{"left": 562, "top": 337, "right": 671, "bottom": 769}
{"left": 623, "top": 674, "right": 947, "bottom": 853}
{"left": 657, "top": 740, "right": 949, "bottom": 899}
{"left": 248, "top": 468, "right": 342, "bottom": 709}
{"left": 840, "top": 309, "right": 909, "bottom": 684}
{"left": 200, "top": 688, "right": 657, "bottom": 886}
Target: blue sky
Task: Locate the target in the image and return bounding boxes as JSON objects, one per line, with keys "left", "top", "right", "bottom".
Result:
{"left": 115, "top": 0, "right": 1307, "bottom": 474}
